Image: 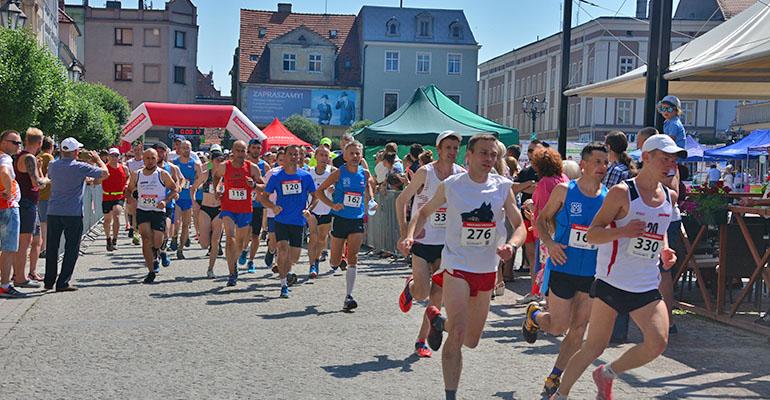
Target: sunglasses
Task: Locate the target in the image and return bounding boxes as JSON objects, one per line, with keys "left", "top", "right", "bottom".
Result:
{"left": 4, "top": 139, "right": 22, "bottom": 146}
{"left": 657, "top": 104, "right": 676, "bottom": 113}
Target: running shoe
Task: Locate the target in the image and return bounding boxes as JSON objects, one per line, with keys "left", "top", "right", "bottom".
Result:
{"left": 320, "top": 249, "right": 328, "bottom": 262}
{"left": 14, "top": 280, "right": 40, "bottom": 289}
{"left": 185, "top": 238, "right": 191, "bottom": 248}
{"left": 309, "top": 264, "right": 318, "bottom": 279}
{"left": 264, "top": 250, "right": 274, "bottom": 268}
{"left": 143, "top": 272, "right": 156, "bottom": 284}
{"left": 0, "top": 285, "right": 27, "bottom": 298}
{"left": 227, "top": 273, "right": 237, "bottom": 287}
{"left": 343, "top": 295, "right": 358, "bottom": 311}
{"left": 176, "top": 249, "right": 185, "bottom": 260}
{"left": 132, "top": 235, "right": 140, "bottom": 246}
{"left": 287, "top": 272, "right": 298, "bottom": 286}
{"left": 160, "top": 252, "right": 171, "bottom": 267}
{"left": 238, "top": 250, "right": 248, "bottom": 266}
{"left": 127, "top": 228, "right": 134, "bottom": 239}
{"left": 415, "top": 341, "right": 432, "bottom": 358}
{"left": 169, "top": 239, "right": 179, "bottom": 251}
{"left": 515, "top": 292, "right": 542, "bottom": 305}
{"left": 522, "top": 302, "right": 541, "bottom": 344}
{"left": 339, "top": 259, "right": 347, "bottom": 271}
{"left": 280, "top": 285, "right": 290, "bottom": 298}
{"left": 153, "top": 260, "right": 160, "bottom": 274}
{"left": 592, "top": 365, "right": 614, "bottom": 400}
{"left": 543, "top": 374, "right": 561, "bottom": 396}
{"left": 247, "top": 261, "right": 256, "bottom": 273}
{"left": 206, "top": 268, "right": 215, "bottom": 279}
{"left": 330, "top": 264, "right": 338, "bottom": 272}
{"left": 426, "top": 306, "right": 445, "bottom": 351}
{"left": 399, "top": 276, "right": 414, "bottom": 313}
{"left": 111, "top": 239, "right": 119, "bottom": 251}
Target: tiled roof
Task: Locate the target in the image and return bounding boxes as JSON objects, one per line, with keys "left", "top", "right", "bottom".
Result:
{"left": 238, "top": 8, "right": 359, "bottom": 85}
{"left": 359, "top": 6, "right": 476, "bottom": 45}
{"left": 58, "top": 8, "right": 75, "bottom": 24}
{"left": 716, "top": 0, "right": 758, "bottom": 19}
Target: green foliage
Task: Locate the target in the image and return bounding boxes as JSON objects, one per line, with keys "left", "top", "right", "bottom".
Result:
{"left": 57, "top": 86, "right": 119, "bottom": 149}
{"left": 346, "top": 119, "right": 374, "bottom": 134}
{"left": 71, "top": 82, "right": 130, "bottom": 126}
{"left": 283, "top": 114, "right": 321, "bottom": 146}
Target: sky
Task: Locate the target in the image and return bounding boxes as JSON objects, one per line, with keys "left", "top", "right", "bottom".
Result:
{"left": 67, "top": 0, "right": 681, "bottom": 94}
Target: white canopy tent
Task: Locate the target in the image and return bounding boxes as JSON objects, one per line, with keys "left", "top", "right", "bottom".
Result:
{"left": 565, "top": 1, "right": 770, "bottom": 100}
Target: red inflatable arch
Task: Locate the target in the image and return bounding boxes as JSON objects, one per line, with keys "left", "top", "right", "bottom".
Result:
{"left": 119, "top": 102, "right": 267, "bottom": 151}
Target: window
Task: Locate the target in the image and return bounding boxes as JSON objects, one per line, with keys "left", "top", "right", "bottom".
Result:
{"left": 309, "top": 54, "right": 322, "bottom": 73}
{"left": 143, "top": 64, "right": 160, "bottom": 83}
{"left": 619, "top": 56, "right": 635, "bottom": 75}
{"left": 114, "top": 28, "right": 133, "bottom": 45}
{"left": 144, "top": 28, "right": 160, "bottom": 47}
{"left": 114, "top": 63, "right": 133, "bottom": 81}
{"left": 515, "top": 79, "right": 521, "bottom": 98}
{"left": 283, "top": 53, "right": 296, "bottom": 71}
{"left": 537, "top": 73, "right": 543, "bottom": 93}
{"left": 585, "top": 98, "right": 593, "bottom": 126}
{"left": 258, "top": 27, "right": 267, "bottom": 38}
{"left": 681, "top": 101, "right": 696, "bottom": 126}
{"left": 587, "top": 57, "right": 595, "bottom": 84}
{"left": 329, "top": 30, "right": 338, "bottom": 38}
{"left": 447, "top": 53, "right": 461, "bottom": 75}
{"left": 551, "top": 67, "right": 557, "bottom": 90}
{"left": 174, "top": 31, "right": 186, "bottom": 49}
{"left": 384, "top": 92, "right": 399, "bottom": 117}
{"left": 249, "top": 54, "right": 259, "bottom": 62}
{"left": 174, "top": 66, "right": 185, "bottom": 84}
{"left": 616, "top": 99, "right": 634, "bottom": 125}
{"left": 416, "top": 52, "right": 431, "bottom": 74}
{"left": 447, "top": 94, "right": 461, "bottom": 104}
{"left": 386, "top": 18, "right": 399, "bottom": 36}
{"left": 449, "top": 21, "right": 463, "bottom": 39}
{"left": 385, "top": 51, "right": 399, "bottom": 72}
{"left": 417, "top": 14, "right": 433, "bottom": 38}
{"left": 526, "top": 76, "right": 531, "bottom": 95}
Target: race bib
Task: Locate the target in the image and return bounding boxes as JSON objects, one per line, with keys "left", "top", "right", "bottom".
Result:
{"left": 431, "top": 208, "right": 447, "bottom": 227}
{"left": 461, "top": 222, "right": 496, "bottom": 247}
{"left": 282, "top": 180, "right": 301, "bottom": 195}
{"left": 183, "top": 179, "right": 191, "bottom": 190}
{"left": 140, "top": 194, "right": 158, "bottom": 208}
{"left": 627, "top": 233, "right": 664, "bottom": 259}
{"left": 343, "top": 192, "right": 362, "bottom": 208}
{"left": 251, "top": 190, "right": 258, "bottom": 202}
{"left": 568, "top": 224, "right": 596, "bottom": 250}
{"left": 228, "top": 188, "right": 247, "bottom": 201}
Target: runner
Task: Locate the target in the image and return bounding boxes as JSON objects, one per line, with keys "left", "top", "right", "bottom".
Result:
{"left": 127, "top": 149, "right": 178, "bottom": 284}
{"left": 316, "top": 140, "right": 375, "bottom": 311}
{"left": 154, "top": 142, "right": 182, "bottom": 267}
{"left": 305, "top": 146, "right": 335, "bottom": 279}
{"left": 243, "top": 138, "right": 266, "bottom": 273}
{"left": 101, "top": 148, "right": 128, "bottom": 252}
{"left": 263, "top": 149, "right": 286, "bottom": 271}
{"left": 212, "top": 140, "right": 261, "bottom": 287}
{"left": 550, "top": 135, "right": 683, "bottom": 400}
{"left": 520, "top": 142, "right": 609, "bottom": 396}
{"left": 192, "top": 147, "right": 225, "bottom": 278}
{"left": 170, "top": 140, "right": 200, "bottom": 259}
{"left": 126, "top": 140, "right": 145, "bottom": 246}
{"left": 261, "top": 144, "right": 316, "bottom": 298}
{"left": 396, "top": 130, "right": 464, "bottom": 358}
{"left": 400, "top": 134, "right": 526, "bottom": 400}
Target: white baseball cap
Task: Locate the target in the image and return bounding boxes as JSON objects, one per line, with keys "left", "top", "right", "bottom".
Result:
{"left": 108, "top": 147, "right": 120, "bottom": 155}
{"left": 209, "top": 144, "right": 223, "bottom": 152}
{"left": 436, "top": 130, "right": 462, "bottom": 147}
{"left": 60, "top": 137, "right": 84, "bottom": 152}
{"left": 641, "top": 134, "right": 687, "bottom": 158}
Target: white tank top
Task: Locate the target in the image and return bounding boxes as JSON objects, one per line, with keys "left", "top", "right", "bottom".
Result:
{"left": 595, "top": 178, "right": 673, "bottom": 293}
{"left": 127, "top": 159, "right": 144, "bottom": 173}
{"left": 136, "top": 168, "right": 166, "bottom": 212}
{"left": 439, "top": 172, "right": 512, "bottom": 274}
{"left": 265, "top": 167, "right": 280, "bottom": 218}
{"left": 413, "top": 162, "right": 464, "bottom": 245}
{"left": 309, "top": 165, "right": 333, "bottom": 215}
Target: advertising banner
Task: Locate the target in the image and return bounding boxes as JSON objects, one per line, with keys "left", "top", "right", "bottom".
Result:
{"left": 245, "top": 86, "right": 360, "bottom": 126}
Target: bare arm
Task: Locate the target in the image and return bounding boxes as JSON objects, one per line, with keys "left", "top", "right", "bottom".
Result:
{"left": 0, "top": 166, "right": 13, "bottom": 200}
{"left": 405, "top": 183, "right": 446, "bottom": 241}
{"left": 586, "top": 184, "right": 644, "bottom": 244}
{"left": 315, "top": 169, "right": 341, "bottom": 209}
{"left": 503, "top": 188, "right": 527, "bottom": 249}
{"left": 22, "top": 154, "right": 49, "bottom": 187}
{"left": 364, "top": 170, "right": 375, "bottom": 204}
{"left": 127, "top": 170, "right": 138, "bottom": 197}
{"left": 395, "top": 167, "right": 427, "bottom": 237}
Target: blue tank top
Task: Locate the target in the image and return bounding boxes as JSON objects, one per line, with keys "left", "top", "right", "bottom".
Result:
{"left": 252, "top": 159, "right": 267, "bottom": 208}
{"left": 546, "top": 180, "right": 608, "bottom": 277}
{"left": 173, "top": 158, "right": 196, "bottom": 201}
{"left": 331, "top": 164, "right": 367, "bottom": 219}
{"left": 162, "top": 162, "right": 176, "bottom": 209}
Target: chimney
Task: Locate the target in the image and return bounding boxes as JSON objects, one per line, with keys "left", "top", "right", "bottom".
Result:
{"left": 277, "top": 3, "right": 292, "bottom": 14}
{"left": 636, "top": 0, "right": 647, "bottom": 18}
{"left": 138, "top": 0, "right": 145, "bottom": 9}
{"left": 106, "top": 1, "right": 122, "bottom": 9}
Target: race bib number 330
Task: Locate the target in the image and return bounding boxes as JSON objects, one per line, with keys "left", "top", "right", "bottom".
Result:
{"left": 627, "top": 232, "right": 664, "bottom": 259}
{"left": 461, "top": 222, "right": 496, "bottom": 247}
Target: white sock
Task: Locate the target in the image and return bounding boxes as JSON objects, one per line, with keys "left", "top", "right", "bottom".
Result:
{"left": 280, "top": 278, "right": 287, "bottom": 287}
{"left": 603, "top": 364, "right": 618, "bottom": 379}
{"left": 345, "top": 266, "right": 357, "bottom": 296}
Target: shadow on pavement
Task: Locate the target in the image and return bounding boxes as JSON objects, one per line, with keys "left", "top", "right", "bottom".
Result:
{"left": 321, "top": 354, "right": 421, "bottom": 378}
{"left": 257, "top": 305, "right": 342, "bottom": 319}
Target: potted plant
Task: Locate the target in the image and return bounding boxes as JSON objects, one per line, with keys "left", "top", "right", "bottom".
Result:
{"left": 680, "top": 181, "right": 732, "bottom": 226}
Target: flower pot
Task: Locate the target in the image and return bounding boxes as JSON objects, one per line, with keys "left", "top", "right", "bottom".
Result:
{"left": 695, "top": 208, "right": 728, "bottom": 226}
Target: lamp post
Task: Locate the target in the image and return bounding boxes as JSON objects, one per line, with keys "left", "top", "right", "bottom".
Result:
{"left": 521, "top": 96, "right": 548, "bottom": 141}
{"left": 0, "top": 0, "right": 27, "bottom": 30}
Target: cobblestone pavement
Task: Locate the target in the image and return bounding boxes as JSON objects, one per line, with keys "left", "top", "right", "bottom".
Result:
{"left": 1, "top": 230, "right": 769, "bottom": 399}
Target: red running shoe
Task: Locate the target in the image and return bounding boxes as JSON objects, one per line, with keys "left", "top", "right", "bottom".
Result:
{"left": 399, "top": 276, "right": 413, "bottom": 313}
{"left": 592, "top": 364, "right": 614, "bottom": 400}
{"left": 425, "top": 305, "right": 445, "bottom": 351}
{"left": 414, "top": 341, "right": 432, "bottom": 358}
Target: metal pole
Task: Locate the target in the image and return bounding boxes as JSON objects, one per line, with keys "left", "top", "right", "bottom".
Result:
{"left": 655, "top": 0, "right": 673, "bottom": 132}
{"left": 532, "top": 111, "right": 537, "bottom": 139}
{"left": 644, "top": 0, "right": 663, "bottom": 127}
{"left": 557, "top": 0, "right": 573, "bottom": 158}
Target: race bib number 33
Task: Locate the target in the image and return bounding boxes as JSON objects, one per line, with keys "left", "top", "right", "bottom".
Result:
{"left": 568, "top": 224, "right": 596, "bottom": 250}
{"left": 282, "top": 180, "right": 301, "bottom": 195}
{"left": 627, "top": 232, "right": 664, "bottom": 259}
{"left": 431, "top": 208, "right": 447, "bottom": 227}
{"left": 461, "top": 222, "right": 496, "bottom": 247}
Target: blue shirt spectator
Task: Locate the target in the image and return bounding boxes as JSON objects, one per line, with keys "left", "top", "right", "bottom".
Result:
{"left": 664, "top": 116, "right": 686, "bottom": 149}
{"left": 707, "top": 165, "right": 721, "bottom": 185}
{"left": 47, "top": 156, "right": 105, "bottom": 217}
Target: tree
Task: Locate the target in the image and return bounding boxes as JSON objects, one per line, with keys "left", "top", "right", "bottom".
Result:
{"left": 57, "top": 86, "right": 119, "bottom": 149}
{"left": 71, "top": 82, "right": 130, "bottom": 126}
{"left": 283, "top": 114, "right": 321, "bottom": 146}
{"left": 346, "top": 119, "right": 374, "bottom": 134}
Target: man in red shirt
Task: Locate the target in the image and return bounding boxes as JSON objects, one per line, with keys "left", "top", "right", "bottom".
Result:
{"left": 101, "top": 148, "right": 128, "bottom": 251}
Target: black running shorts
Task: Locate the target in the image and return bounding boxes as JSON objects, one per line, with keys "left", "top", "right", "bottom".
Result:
{"left": 590, "top": 279, "right": 662, "bottom": 315}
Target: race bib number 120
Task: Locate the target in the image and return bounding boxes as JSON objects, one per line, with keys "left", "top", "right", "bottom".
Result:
{"left": 627, "top": 232, "right": 664, "bottom": 259}
{"left": 282, "top": 180, "right": 301, "bottom": 195}
{"left": 461, "top": 222, "right": 496, "bottom": 247}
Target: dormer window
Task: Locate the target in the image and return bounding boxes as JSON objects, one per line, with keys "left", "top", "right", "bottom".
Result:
{"left": 249, "top": 54, "right": 259, "bottom": 62}
{"left": 416, "top": 13, "right": 433, "bottom": 38}
{"left": 386, "top": 17, "right": 399, "bottom": 36}
{"left": 298, "top": 35, "right": 307, "bottom": 42}
{"left": 329, "top": 29, "right": 338, "bottom": 38}
{"left": 258, "top": 27, "right": 267, "bottom": 38}
{"left": 449, "top": 21, "right": 463, "bottom": 39}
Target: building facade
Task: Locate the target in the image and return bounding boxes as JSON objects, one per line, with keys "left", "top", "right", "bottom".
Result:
{"left": 58, "top": 4, "right": 83, "bottom": 81}
{"left": 20, "top": 0, "right": 59, "bottom": 55}
{"left": 66, "top": 0, "right": 198, "bottom": 109}
{"left": 478, "top": 0, "right": 752, "bottom": 143}
{"left": 358, "top": 6, "right": 479, "bottom": 121}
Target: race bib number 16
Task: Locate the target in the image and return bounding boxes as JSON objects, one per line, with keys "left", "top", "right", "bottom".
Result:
{"left": 568, "top": 224, "right": 596, "bottom": 250}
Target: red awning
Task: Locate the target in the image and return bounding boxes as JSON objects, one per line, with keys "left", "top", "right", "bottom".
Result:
{"left": 261, "top": 118, "right": 311, "bottom": 149}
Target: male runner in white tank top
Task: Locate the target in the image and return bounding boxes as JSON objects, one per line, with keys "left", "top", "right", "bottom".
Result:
{"left": 396, "top": 130, "right": 464, "bottom": 358}
{"left": 401, "top": 134, "right": 527, "bottom": 400}
{"left": 551, "top": 135, "right": 683, "bottom": 400}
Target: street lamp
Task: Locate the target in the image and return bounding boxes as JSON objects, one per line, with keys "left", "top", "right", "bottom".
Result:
{"left": 0, "top": 0, "right": 27, "bottom": 30}
{"left": 521, "top": 96, "right": 548, "bottom": 141}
